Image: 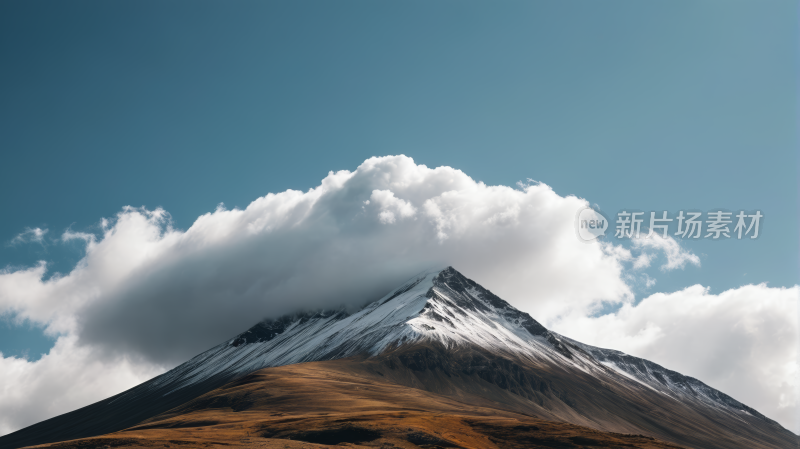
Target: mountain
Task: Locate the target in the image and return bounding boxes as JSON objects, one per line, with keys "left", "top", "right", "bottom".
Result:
{"left": 1, "top": 267, "right": 795, "bottom": 449}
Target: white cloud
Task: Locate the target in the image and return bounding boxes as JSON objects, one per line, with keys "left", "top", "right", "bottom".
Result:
{"left": 641, "top": 273, "right": 657, "bottom": 288}
{"left": 552, "top": 283, "right": 799, "bottom": 434}
{"left": 61, "top": 230, "right": 97, "bottom": 246}
{"left": 632, "top": 234, "right": 701, "bottom": 271}
{"left": 0, "top": 335, "right": 161, "bottom": 435}
{"left": 9, "top": 228, "right": 48, "bottom": 246}
{"left": 368, "top": 189, "right": 417, "bottom": 224}
{"left": 0, "top": 155, "right": 793, "bottom": 435}
{"left": 632, "top": 253, "right": 652, "bottom": 270}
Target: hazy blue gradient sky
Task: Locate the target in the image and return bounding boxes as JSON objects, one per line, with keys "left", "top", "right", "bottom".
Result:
{"left": 0, "top": 0, "right": 797, "bottom": 359}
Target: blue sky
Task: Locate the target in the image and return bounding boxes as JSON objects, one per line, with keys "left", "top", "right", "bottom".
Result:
{"left": 0, "top": 0, "right": 797, "bottom": 362}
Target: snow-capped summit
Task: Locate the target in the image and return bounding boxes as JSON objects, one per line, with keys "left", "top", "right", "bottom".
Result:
{"left": 152, "top": 266, "right": 580, "bottom": 391}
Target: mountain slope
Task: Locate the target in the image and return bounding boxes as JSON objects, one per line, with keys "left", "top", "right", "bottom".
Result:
{"left": 1, "top": 267, "right": 795, "bottom": 449}
{"left": 25, "top": 359, "right": 688, "bottom": 449}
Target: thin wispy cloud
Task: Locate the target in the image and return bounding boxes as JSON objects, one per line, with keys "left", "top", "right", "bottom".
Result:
{"left": 632, "top": 234, "right": 701, "bottom": 271}
{"left": 9, "top": 228, "right": 49, "bottom": 246}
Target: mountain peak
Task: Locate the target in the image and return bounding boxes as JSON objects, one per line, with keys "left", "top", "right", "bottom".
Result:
{"left": 150, "top": 267, "right": 570, "bottom": 393}
{"left": 428, "top": 266, "right": 550, "bottom": 337}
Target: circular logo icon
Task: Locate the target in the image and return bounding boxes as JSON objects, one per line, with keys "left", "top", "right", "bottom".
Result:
{"left": 575, "top": 207, "right": 609, "bottom": 242}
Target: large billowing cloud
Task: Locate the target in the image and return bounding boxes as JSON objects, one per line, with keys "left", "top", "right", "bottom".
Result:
{"left": 0, "top": 155, "right": 795, "bottom": 434}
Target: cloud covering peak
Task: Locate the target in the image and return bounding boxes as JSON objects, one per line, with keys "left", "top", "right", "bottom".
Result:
{"left": 4, "top": 156, "right": 632, "bottom": 364}
{"left": 0, "top": 155, "right": 795, "bottom": 434}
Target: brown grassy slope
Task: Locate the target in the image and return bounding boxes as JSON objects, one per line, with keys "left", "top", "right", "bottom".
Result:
{"left": 27, "top": 360, "right": 685, "bottom": 449}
